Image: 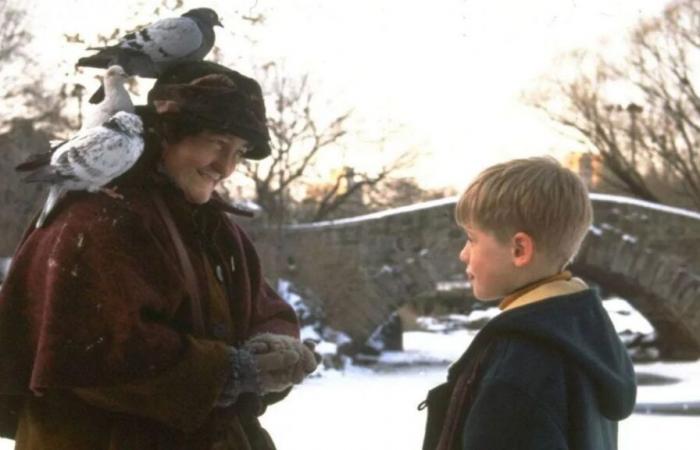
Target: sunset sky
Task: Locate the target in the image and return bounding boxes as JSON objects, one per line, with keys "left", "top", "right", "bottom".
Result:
{"left": 23, "top": 0, "right": 672, "bottom": 191}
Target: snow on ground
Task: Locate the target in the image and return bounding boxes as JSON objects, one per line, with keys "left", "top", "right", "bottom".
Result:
{"left": 261, "top": 328, "right": 700, "bottom": 450}
{"left": 286, "top": 192, "right": 700, "bottom": 231}
{"left": 287, "top": 196, "right": 459, "bottom": 230}
{"left": 377, "top": 329, "right": 472, "bottom": 365}
{"left": 1, "top": 300, "right": 697, "bottom": 449}
{"left": 589, "top": 193, "right": 700, "bottom": 221}
{"left": 604, "top": 298, "right": 655, "bottom": 335}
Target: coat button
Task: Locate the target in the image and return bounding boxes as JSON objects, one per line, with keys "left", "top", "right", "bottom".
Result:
{"left": 211, "top": 323, "right": 228, "bottom": 339}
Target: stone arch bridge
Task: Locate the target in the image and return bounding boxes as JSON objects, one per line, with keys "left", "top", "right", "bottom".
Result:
{"left": 249, "top": 194, "right": 700, "bottom": 360}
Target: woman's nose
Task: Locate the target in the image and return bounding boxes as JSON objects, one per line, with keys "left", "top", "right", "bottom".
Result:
{"left": 212, "top": 149, "right": 237, "bottom": 174}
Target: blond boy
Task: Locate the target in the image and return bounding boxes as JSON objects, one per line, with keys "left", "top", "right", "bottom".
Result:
{"left": 421, "top": 157, "right": 636, "bottom": 450}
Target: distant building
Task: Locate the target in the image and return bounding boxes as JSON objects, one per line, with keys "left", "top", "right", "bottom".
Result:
{"left": 564, "top": 152, "right": 603, "bottom": 189}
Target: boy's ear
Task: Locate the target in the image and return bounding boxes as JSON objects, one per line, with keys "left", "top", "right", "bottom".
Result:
{"left": 511, "top": 232, "right": 534, "bottom": 267}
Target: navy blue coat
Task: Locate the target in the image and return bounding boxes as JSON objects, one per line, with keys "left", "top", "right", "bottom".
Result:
{"left": 426, "top": 289, "right": 637, "bottom": 450}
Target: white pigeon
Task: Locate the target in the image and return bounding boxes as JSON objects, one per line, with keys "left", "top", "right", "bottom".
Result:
{"left": 82, "top": 65, "right": 134, "bottom": 130}
{"left": 19, "top": 112, "right": 144, "bottom": 228}
{"left": 78, "top": 8, "right": 223, "bottom": 103}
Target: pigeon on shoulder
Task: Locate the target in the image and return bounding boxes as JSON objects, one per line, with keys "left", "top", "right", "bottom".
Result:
{"left": 78, "top": 8, "right": 223, "bottom": 103}
{"left": 82, "top": 65, "right": 134, "bottom": 129}
{"left": 16, "top": 112, "right": 144, "bottom": 227}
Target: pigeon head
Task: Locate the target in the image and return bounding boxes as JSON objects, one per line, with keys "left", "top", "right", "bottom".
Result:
{"left": 109, "top": 111, "right": 144, "bottom": 136}
{"left": 182, "top": 8, "right": 223, "bottom": 28}
{"left": 104, "top": 65, "right": 128, "bottom": 84}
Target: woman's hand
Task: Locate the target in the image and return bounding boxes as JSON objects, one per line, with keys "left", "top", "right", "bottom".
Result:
{"left": 246, "top": 333, "right": 319, "bottom": 389}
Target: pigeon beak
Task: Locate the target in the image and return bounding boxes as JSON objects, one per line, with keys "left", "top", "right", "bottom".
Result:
{"left": 215, "top": 18, "right": 223, "bottom": 28}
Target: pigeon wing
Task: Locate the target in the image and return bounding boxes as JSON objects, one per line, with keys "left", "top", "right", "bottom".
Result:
{"left": 21, "top": 133, "right": 95, "bottom": 183}
{"left": 44, "top": 133, "right": 100, "bottom": 184}
{"left": 118, "top": 17, "right": 203, "bottom": 62}
{"left": 63, "top": 127, "right": 142, "bottom": 188}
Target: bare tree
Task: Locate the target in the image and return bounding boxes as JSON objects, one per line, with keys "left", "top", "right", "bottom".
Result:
{"left": 239, "top": 63, "right": 350, "bottom": 223}
{"left": 531, "top": 0, "right": 700, "bottom": 210}
{"left": 367, "top": 177, "right": 457, "bottom": 210}
{"left": 239, "top": 63, "right": 414, "bottom": 223}
{"left": 305, "top": 150, "right": 418, "bottom": 222}
{"left": 0, "top": 0, "right": 28, "bottom": 63}
{"left": 0, "top": 120, "right": 52, "bottom": 255}
{"left": 0, "top": 0, "right": 85, "bottom": 133}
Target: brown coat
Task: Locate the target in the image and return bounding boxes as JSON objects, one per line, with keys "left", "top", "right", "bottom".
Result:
{"left": 0, "top": 182, "right": 299, "bottom": 449}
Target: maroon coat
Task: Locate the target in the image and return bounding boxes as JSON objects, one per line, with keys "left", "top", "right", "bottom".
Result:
{"left": 0, "top": 181, "right": 299, "bottom": 449}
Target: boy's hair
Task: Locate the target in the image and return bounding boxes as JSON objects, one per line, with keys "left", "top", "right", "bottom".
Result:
{"left": 455, "top": 156, "right": 593, "bottom": 268}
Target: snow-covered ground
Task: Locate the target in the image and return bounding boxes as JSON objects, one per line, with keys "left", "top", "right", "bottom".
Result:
{"left": 1, "top": 299, "right": 697, "bottom": 449}
{"left": 261, "top": 329, "right": 700, "bottom": 450}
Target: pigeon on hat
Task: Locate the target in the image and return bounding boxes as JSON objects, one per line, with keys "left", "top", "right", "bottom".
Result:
{"left": 78, "top": 8, "right": 223, "bottom": 103}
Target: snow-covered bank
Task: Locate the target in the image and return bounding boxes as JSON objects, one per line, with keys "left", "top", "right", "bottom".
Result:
{"left": 261, "top": 329, "right": 700, "bottom": 450}
{"left": 262, "top": 367, "right": 700, "bottom": 450}
{"left": 1, "top": 299, "right": 694, "bottom": 450}
{"left": 1, "top": 328, "right": 697, "bottom": 450}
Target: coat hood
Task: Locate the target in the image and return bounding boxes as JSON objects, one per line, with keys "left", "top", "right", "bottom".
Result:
{"left": 453, "top": 290, "right": 637, "bottom": 420}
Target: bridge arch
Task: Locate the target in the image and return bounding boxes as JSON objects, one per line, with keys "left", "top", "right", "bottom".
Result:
{"left": 250, "top": 194, "right": 700, "bottom": 359}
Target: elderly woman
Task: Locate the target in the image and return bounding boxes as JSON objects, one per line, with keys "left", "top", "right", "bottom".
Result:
{"left": 0, "top": 61, "right": 316, "bottom": 450}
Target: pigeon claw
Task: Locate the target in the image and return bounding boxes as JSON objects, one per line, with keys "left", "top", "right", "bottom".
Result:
{"left": 100, "top": 187, "right": 124, "bottom": 200}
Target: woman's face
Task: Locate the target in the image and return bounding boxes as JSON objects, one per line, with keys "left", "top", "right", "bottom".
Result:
{"left": 161, "top": 131, "right": 250, "bottom": 204}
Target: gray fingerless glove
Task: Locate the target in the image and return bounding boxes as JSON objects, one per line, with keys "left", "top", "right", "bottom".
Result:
{"left": 215, "top": 347, "right": 260, "bottom": 408}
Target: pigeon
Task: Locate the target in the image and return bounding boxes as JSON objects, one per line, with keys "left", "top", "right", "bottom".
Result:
{"left": 78, "top": 8, "right": 223, "bottom": 103}
{"left": 17, "top": 111, "right": 144, "bottom": 227}
{"left": 81, "top": 65, "right": 134, "bottom": 129}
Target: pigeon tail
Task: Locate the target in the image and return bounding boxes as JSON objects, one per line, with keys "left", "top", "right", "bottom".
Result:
{"left": 22, "top": 166, "right": 72, "bottom": 184}
{"left": 36, "top": 186, "right": 64, "bottom": 228}
{"left": 15, "top": 153, "right": 52, "bottom": 172}
{"left": 77, "top": 53, "right": 115, "bottom": 69}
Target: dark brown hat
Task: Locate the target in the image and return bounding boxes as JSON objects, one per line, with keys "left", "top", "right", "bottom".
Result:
{"left": 148, "top": 61, "right": 271, "bottom": 160}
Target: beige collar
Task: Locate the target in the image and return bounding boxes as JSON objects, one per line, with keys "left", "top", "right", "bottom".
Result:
{"left": 500, "top": 277, "right": 588, "bottom": 312}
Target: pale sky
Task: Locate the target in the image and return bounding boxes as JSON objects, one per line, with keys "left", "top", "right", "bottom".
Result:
{"left": 25, "top": 0, "right": 672, "bottom": 191}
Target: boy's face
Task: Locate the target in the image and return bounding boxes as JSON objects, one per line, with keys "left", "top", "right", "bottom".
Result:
{"left": 458, "top": 224, "right": 520, "bottom": 301}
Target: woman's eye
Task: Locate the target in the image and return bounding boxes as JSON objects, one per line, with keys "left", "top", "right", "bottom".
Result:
{"left": 213, "top": 141, "right": 228, "bottom": 152}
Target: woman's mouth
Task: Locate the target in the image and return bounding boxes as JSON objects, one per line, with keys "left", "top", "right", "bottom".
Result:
{"left": 198, "top": 169, "right": 222, "bottom": 183}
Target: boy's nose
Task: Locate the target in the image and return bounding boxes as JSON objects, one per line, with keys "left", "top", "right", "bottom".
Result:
{"left": 459, "top": 245, "right": 469, "bottom": 264}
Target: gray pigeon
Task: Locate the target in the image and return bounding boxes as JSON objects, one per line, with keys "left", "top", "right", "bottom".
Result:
{"left": 78, "top": 8, "right": 223, "bottom": 103}
{"left": 18, "top": 112, "right": 144, "bottom": 227}
{"left": 82, "top": 65, "right": 134, "bottom": 129}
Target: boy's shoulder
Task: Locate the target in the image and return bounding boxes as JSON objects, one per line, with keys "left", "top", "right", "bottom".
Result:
{"left": 469, "top": 289, "right": 614, "bottom": 385}
{"left": 480, "top": 333, "right": 569, "bottom": 387}
{"left": 467, "top": 287, "right": 635, "bottom": 416}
